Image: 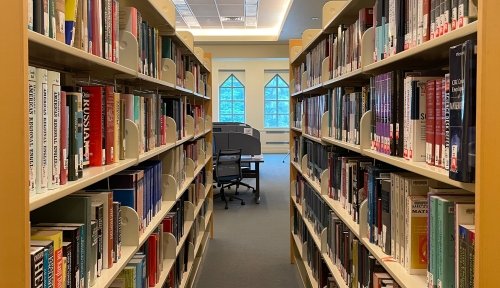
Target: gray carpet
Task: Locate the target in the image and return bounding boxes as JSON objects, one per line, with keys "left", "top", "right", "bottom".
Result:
{"left": 194, "top": 154, "right": 303, "bottom": 288}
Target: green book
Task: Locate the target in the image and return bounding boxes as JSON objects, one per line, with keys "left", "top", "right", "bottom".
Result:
{"left": 134, "top": 96, "right": 140, "bottom": 126}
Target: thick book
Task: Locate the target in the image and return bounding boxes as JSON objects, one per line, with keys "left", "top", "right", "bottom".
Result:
{"left": 36, "top": 68, "right": 49, "bottom": 194}
{"left": 449, "top": 40, "right": 476, "bottom": 183}
{"left": 31, "top": 230, "right": 64, "bottom": 288}
{"left": 28, "top": 66, "right": 37, "bottom": 196}
{"left": 62, "top": 86, "right": 82, "bottom": 181}
{"left": 82, "top": 86, "right": 105, "bottom": 166}
{"left": 47, "top": 71, "right": 61, "bottom": 190}
{"left": 405, "top": 196, "right": 428, "bottom": 275}
{"left": 60, "top": 91, "right": 68, "bottom": 185}
{"left": 30, "top": 246, "right": 45, "bottom": 288}
{"left": 105, "top": 86, "right": 115, "bottom": 165}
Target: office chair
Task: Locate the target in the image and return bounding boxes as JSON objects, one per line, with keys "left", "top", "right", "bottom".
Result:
{"left": 214, "top": 149, "right": 246, "bottom": 209}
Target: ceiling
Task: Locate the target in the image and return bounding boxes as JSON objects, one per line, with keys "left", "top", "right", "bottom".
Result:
{"left": 174, "top": 0, "right": 327, "bottom": 42}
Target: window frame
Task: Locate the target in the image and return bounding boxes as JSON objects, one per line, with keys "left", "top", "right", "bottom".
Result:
{"left": 264, "top": 74, "right": 290, "bottom": 129}
{"left": 218, "top": 74, "right": 245, "bottom": 123}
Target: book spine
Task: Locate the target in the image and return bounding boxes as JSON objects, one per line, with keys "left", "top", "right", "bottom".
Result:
{"left": 76, "top": 89, "right": 84, "bottom": 179}
{"left": 48, "top": 71, "right": 61, "bottom": 190}
{"left": 31, "top": 249, "right": 45, "bottom": 288}
{"left": 113, "top": 93, "right": 120, "bottom": 163}
{"left": 119, "top": 97, "right": 126, "bottom": 160}
{"left": 29, "top": 66, "right": 37, "bottom": 196}
{"left": 105, "top": 86, "right": 115, "bottom": 164}
{"left": 36, "top": 68, "right": 49, "bottom": 194}
{"left": 108, "top": 194, "right": 114, "bottom": 268}
{"left": 407, "top": 197, "right": 428, "bottom": 274}
{"left": 46, "top": 245, "right": 54, "bottom": 288}
{"left": 89, "top": 221, "right": 97, "bottom": 286}
{"left": 55, "top": 0, "right": 65, "bottom": 42}
{"left": 81, "top": 90, "right": 90, "bottom": 167}
{"left": 458, "top": 225, "right": 468, "bottom": 288}
{"left": 434, "top": 79, "right": 443, "bottom": 167}
{"left": 426, "top": 80, "right": 436, "bottom": 166}
{"left": 59, "top": 91, "right": 68, "bottom": 185}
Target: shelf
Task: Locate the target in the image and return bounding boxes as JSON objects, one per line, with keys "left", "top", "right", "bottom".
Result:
{"left": 28, "top": 30, "right": 136, "bottom": 79}
{"left": 136, "top": 73, "right": 176, "bottom": 91}
{"left": 322, "top": 253, "right": 349, "bottom": 288}
{"left": 119, "top": 0, "right": 176, "bottom": 34}
{"left": 361, "top": 149, "right": 475, "bottom": 192}
{"left": 323, "top": 68, "right": 367, "bottom": 88}
{"left": 175, "top": 85, "right": 194, "bottom": 96}
{"left": 153, "top": 258, "right": 176, "bottom": 288}
{"left": 291, "top": 161, "right": 302, "bottom": 173}
{"left": 193, "top": 129, "right": 210, "bottom": 141}
{"left": 93, "top": 245, "right": 137, "bottom": 288}
{"left": 138, "top": 143, "right": 177, "bottom": 163}
{"left": 139, "top": 200, "right": 176, "bottom": 246}
{"left": 322, "top": 0, "right": 376, "bottom": 32}
{"left": 290, "top": 126, "right": 302, "bottom": 133}
{"left": 204, "top": 208, "right": 213, "bottom": 230}
{"left": 30, "top": 159, "right": 137, "bottom": 211}
{"left": 321, "top": 137, "right": 362, "bottom": 153}
{"left": 302, "top": 133, "right": 323, "bottom": 144}
{"left": 292, "top": 83, "right": 328, "bottom": 97}
{"left": 360, "top": 237, "right": 427, "bottom": 288}
{"left": 363, "top": 22, "right": 478, "bottom": 75}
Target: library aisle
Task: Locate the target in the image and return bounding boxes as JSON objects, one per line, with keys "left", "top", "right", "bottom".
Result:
{"left": 195, "top": 154, "right": 303, "bottom": 288}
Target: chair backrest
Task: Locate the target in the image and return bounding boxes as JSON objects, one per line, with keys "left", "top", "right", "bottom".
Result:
{"left": 215, "top": 149, "right": 242, "bottom": 182}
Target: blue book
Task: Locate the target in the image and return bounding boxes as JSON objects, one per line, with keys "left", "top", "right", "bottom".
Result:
{"left": 112, "top": 189, "right": 136, "bottom": 209}
{"left": 132, "top": 254, "right": 147, "bottom": 288}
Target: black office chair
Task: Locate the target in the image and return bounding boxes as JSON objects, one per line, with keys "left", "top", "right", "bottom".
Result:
{"left": 214, "top": 149, "right": 246, "bottom": 209}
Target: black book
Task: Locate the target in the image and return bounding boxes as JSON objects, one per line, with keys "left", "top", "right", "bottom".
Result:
{"left": 30, "top": 246, "right": 45, "bottom": 288}
{"left": 449, "top": 40, "right": 476, "bottom": 183}
{"left": 380, "top": 179, "right": 391, "bottom": 255}
{"left": 62, "top": 242, "right": 72, "bottom": 288}
{"left": 62, "top": 87, "right": 82, "bottom": 181}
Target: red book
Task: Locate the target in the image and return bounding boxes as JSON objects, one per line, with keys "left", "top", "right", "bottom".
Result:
{"left": 82, "top": 86, "right": 105, "bottom": 166}
{"left": 425, "top": 80, "right": 436, "bottom": 166}
{"left": 91, "top": 0, "right": 102, "bottom": 57}
{"left": 105, "top": 86, "right": 115, "bottom": 164}
{"left": 162, "top": 216, "right": 173, "bottom": 233}
{"left": 60, "top": 91, "right": 68, "bottom": 185}
{"left": 148, "top": 234, "right": 158, "bottom": 287}
{"left": 434, "top": 79, "right": 443, "bottom": 167}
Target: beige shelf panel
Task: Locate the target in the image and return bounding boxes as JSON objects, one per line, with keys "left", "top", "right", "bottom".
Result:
{"left": 323, "top": 0, "right": 376, "bottom": 32}
{"left": 28, "top": 30, "right": 136, "bottom": 78}
{"left": 322, "top": 1, "right": 348, "bottom": 29}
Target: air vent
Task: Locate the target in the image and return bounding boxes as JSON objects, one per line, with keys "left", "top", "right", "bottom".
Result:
{"left": 221, "top": 16, "right": 244, "bottom": 22}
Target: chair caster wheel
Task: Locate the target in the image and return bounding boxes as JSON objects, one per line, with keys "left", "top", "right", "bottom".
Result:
{"left": 241, "top": 202, "right": 245, "bottom": 205}
{"left": 225, "top": 206, "right": 228, "bottom": 210}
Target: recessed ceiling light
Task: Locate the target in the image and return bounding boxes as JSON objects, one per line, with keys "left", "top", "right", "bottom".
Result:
{"left": 311, "top": 17, "right": 319, "bottom": 20}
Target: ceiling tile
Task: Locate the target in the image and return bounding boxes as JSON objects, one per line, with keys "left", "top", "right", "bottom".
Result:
{"left": 217, "top": 4, "right": 244, "bottom": 16}
{"left": 215, "top": 0, "right": 244, "bottom": 4}
{"left": 197, "top": 17, "right": 222, "bottom": 27}
{"left": 189, "top": 4, "right": 220, "bottom": 17}
{"left": 222, "top": 21, "right": 245, "bottom": 28}
{"left": 186, "top": 0, "right": 215, "bottom": 4}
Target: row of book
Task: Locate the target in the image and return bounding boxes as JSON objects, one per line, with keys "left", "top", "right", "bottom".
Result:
{"left": 328, "top": 86, "right": 371, "bottom": 145}
{"left": 291, "top": 8, "right": 373, "bottom": 93}
{"left": 28, "top": 1, "right": 209, "bottom": 94}
{"left": 111, "top": 206, "right": 206, "bottom": 288}
{"left": 370, "top": 40, "right": 476, "bottom": 182}
{"left": 28, "top": 66, "right": 211, "bottom": 196}
{"left": 373, "top": 0, "right": 478, "bottom": 62}
{"left": 292, "top": 204, "right": 400, "bottom": 288}
{"left": 295, "top": 143, "right": 476, "bottom": 287}
{"left": 301, "top": 94, "right": 328, "bottom": 138}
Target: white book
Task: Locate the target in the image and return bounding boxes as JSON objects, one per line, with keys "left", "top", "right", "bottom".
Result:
{"left": 35, "top": 68, "right": 49, "bottom": 194}
{"left": 47, "top": 71, "right": 61, "bottom": 189}
{"left": 417, "top": 0, "right": 423, "bottom": 45}
{"left": 28, "top": 66, "right": 37, "bottom": 196}
{"left": 28, "top": 0, "right": 33, "bottom": 30}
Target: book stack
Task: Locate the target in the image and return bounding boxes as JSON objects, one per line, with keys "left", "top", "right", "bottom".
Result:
{"left": 372, "top": 0, "right": 478, "bottom": 62}
{"left": 303, "top": 94, "right": 328, "bottom": 138}
{"left": 328, "top": 86, "right": 371, "bottom": 145}
{"left": 31, "top": 193, "right": 123, "bottom": 288}
{"left": 303, "top": 139, "right": 330, "bottom": 183}
{"left": 303, "top": 181, "right": 330, "bottom": 235}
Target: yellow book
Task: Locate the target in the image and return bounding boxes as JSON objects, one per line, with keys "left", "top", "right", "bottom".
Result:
{"left": 31, "top": 230, "right": 64, "bottom": 288}
{"left": 406, "top": 196, "right": 428, "bottom": 274}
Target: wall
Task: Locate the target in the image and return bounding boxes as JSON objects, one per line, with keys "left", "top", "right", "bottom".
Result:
{"left": 201, "top": 44, "right": 290, "bottom": 153}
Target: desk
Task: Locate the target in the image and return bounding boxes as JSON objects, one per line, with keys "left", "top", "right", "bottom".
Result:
{"left": 240, "top": 154, "right": 264, "bottom": 204}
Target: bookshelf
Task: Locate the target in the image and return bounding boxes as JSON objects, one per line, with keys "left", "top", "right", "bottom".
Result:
{"left": 289, "top": 1, "right": 489, "bottom": 288}
{"left": 0, "top": 1, "right": 215, "bottom": 287}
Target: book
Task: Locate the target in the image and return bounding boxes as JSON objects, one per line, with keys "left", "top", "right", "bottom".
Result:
{"left": 112, "top": 201, "right": 122, "bottom": 263}
{"left": 449, "top": 40, "right": 476, "bottom": 183}
{"left": 105, "top": 86, "right": 115, "bottom": 165}
{"left": 36, "top": 68, "right": 49, "bottom": 194}
{"left": 62, "top": 86, "right": 84, "bottom": 181}
{"left": 113, "top": 93, "right": 120, "bottom": 163}
{"left": 64, "top": 0, "right": 78, "bottom": 45}
{"left": 82, "top": 86, "right": 105, "bottom": 166}
{"left": 31, "top": 246, "right": 45, "bottom": 288}
{"left": 89, "top": 220, "right": 98, "bottom": 286}
{"left": 28, "top": 66, "right": 37, "bottom": 196}
{"left": 455, "top": 203, "right": 475, "bottom": 288}
{"left": 47, "top": 70, "right": 61, "bottom": 190}
{"left": 54, "top": 0, "right": 65, "bottom": 42}
{"left": 90, "top": 201, "right": 104, "bottom": 277}
{"left": 61, "top": 241, "right": 72, "bottom": 288}
{"left": 60, "top": 91, "right": 68, "bottom": 185}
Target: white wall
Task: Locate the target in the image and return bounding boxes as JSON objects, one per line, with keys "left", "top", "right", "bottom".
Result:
{"left": 201, "top": 44, "right": 290, "bottom": 153}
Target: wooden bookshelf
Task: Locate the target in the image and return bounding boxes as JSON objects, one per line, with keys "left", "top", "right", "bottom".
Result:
{"left": 2, "top": 1, "right": 216, "bottom": 287}
{"left": 288, "top": 1, "right": 484, "bottom": 287}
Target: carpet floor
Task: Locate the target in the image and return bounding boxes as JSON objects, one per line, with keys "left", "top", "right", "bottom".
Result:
{"left": 194, "top": 154, "right": 303, "bottom": 288}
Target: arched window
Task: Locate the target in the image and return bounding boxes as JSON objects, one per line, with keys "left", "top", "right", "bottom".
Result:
{"left": 264, "top": 74, "right": 289, "bottom": 128}
{"left": 219, "top": 74, "right": 245, "bottom": 123}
